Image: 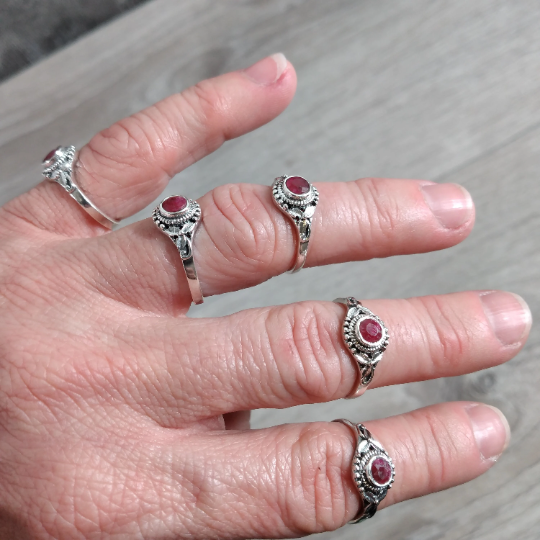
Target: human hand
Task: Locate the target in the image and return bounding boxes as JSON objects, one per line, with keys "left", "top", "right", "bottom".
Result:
{"left": 0, "top": 54, "right": 531, "bottom": 539}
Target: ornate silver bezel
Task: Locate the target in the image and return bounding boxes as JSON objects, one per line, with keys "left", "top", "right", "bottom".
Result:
{"left": 152, "top": 197, "right": 201, "bottom": 261}
{"left": 152, "top": 198, "right": 201, "bottom": 231}
{"left": 365, "top": 455, "right": 393, "bottom": 488}
{"left": 42, "top": 146, "right": 77, "bottom": 190}
{"left": 354, "top": 314, "right": 388, "bottom": 349}
{"left": 352, "top": 443, "right": 395, "bottom": 504}
{"left": 343, "top": 305, "right": 389, "bottom": 365}
{"left": 159, "top": 196, "right": 193, "bottom": 219}
{"left": 272, "top": 175, "right": 319, "bottom": 209}
{"left": 334, "top": 421, "right": 395, "bottom": 523}
{"left": 282, "top": 177, "right": 311, "bottom": 200}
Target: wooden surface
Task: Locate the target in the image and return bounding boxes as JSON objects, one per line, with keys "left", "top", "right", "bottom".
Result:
{"left": 0, "top": 0, "right": 149, "bottom": 81}
{"left": 1, "top": 1, "right": 539, "bottom": 538}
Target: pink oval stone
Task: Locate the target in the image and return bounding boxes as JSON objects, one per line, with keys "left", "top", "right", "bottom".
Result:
{"left": 371, "top": 457, "right": 392, "bottom": 485}
{"left": 359, "top": 318, "right": 382, "bottom": 343}
{"left": 285, "top": 176, "right": 310, "bottom": 195}
{"left": 162, "top": 195, "right": 188, "bottom": 213}
{"left": 43, "top": 148, "right": 59, "bottom": 163}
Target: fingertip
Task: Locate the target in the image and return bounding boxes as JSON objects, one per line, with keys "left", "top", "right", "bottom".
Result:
{"left": 479, "top": 290, "right": 532, "bottom": 347}
{"left": 242, "top": 52, "right": 292, "bottom": 86}
{"left": 464, "top": 403, "right": 511, "bottom": 464}
{"left": 420, "top": 182, "right": 475, "bottom": 231}
{"left": 238, "top": 53, "right": 297, "bottom": 110}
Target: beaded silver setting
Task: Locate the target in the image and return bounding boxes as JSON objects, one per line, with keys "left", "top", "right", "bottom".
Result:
{"left": 42, "top": 146, "right": 119, "bottom": 229}
{"left": 152, "top": 195, "right": 203, "bottom": 305}
{"left": 334, "top": 420, "right": 395, "bottom": 524}
{"left": 335, "top": 297, "right": 389, "bottom": 398}
{"left": 272, "top": 175, "right": 319, "bottom": 273}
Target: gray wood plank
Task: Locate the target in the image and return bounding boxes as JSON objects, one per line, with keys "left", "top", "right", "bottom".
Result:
{"left": 1, "top": 1, "right": 540, "bottom": 538}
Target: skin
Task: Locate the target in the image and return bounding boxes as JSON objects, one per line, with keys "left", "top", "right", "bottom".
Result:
{"left": 0, "top": 56, "right": 530, "bottom": 539}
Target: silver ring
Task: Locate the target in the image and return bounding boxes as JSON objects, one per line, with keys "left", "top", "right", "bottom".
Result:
{"left": 334, "top": 419, "right": 395, "bottom": 523}
{"left": 152, "top": 195, "right": 203, "bottom": 305}
{"left": 42, "top": 146, "right": 119, "bottom": 229}
{"left": 334, "top": 297, "right": 389, "bottom": 398}
{"left": 271, "top": 175, "right": 319, "bottom": 273}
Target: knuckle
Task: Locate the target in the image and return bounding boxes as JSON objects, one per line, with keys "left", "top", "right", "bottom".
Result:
{"left": 351, "top": 178, "right": 400, "bottom": 253}
{"left": 283, "top": 423, "right": 350, "bottom": 533}
{"left": 80, "top": 77, "right": 233, "bottom": 195}
{"left": 206, "top": 184, "right": 278, "bottom": 271}
{"left": 185, "top": 80, "right": 222, "bottom": 124}
{"left": 174, "top": 80, "right": 230, "bottom": 152}
{"left": 398, "top": 410, "right": 458, "bottom": 497}
{"left": 266, "top": 302, "right": 344, "bottom": 402}
{"left": 416, "top": 296, "right": 472, "bottom": 371}
{"left": 84, "top": 112, "right": 165, "bottom": 177}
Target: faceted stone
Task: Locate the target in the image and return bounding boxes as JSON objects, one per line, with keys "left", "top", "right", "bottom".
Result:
{"left": 285, "top": 176, "right": 310, "bottom": 195}
{"left": 43, "top": 147, "right": 59, "bottom": 163}
{"left": 370, "top": 457, "right": 392, "bottom": 485}
{"left": 359, "top": 318, "right": 383, "bottom": 343}
{"left": 162, "top": 195, "right": 188, "bottom": 213}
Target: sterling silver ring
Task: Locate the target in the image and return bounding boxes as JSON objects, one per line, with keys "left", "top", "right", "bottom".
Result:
{"left": 334, "top": 420, "right": 395, "bottom": 523}
{"left": 334, "top": 297, "right": 389, "bottom": 398}
{"left": 272, "top": 175, "right": 319, "bottom": 273}
{"left": 153, "top": 195, "right": 203, "bottom": 305}
{"left": 42, "top": 146, "right": 119, "bottom": 229}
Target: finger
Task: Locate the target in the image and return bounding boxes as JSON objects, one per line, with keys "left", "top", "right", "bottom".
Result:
{"left": 84, "top": 178, "right": 474, "bottom": 311}
{"left": 115, "top": 291, "right": 530, "bottom": 423}
{"left": 171, "top": 402, "right": 509, "bottom": 538}
{"left": 2, "top": 54, "right": 296, "bottom": 235}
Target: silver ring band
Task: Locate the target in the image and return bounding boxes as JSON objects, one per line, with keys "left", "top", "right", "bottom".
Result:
{"left": 42, "top": 146, "right": 119, "bottom": 229}
{"left": 334, "top": 297, "right": 389, "bottom": 398}
{"left": 152, "top": 195, "right": 203, "bottom": 305}
{"left": 334, "top": 419, "right": 395, "bottom": 523}
{"left": 271, "top": 175, "right": 319, "bottom": 273}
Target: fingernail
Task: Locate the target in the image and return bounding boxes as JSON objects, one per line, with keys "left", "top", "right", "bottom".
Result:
{"left": 480, "top": 291, "right": 532, "bottom": 346}
{"left": 466, "top": 404, "right": 510, "bottom": 461}
{"left": 421, "top": 183, "right": 473, "bottom": 229}
{"left": 243, "top": 53, "right": 287, "bottom": 85}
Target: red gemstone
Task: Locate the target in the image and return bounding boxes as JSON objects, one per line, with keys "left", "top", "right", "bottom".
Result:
{"left": 285, "top": 176, "right": 310, "bottom": 195}
{"left": 43, "top": 148, "right": 59, "bottom": 163}
{"left": 359, "top": 318, "right": 383, "bottom": 343}
{"left": 162, "top": 195, "right": 188, "bottom": 213}
{"left": 370, "top": 457, "right": 392, "bottom": 485}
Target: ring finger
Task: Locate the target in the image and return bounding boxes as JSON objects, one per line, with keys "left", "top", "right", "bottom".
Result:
{"left": 109, "top": 291, "right": 530, "bottom": 423}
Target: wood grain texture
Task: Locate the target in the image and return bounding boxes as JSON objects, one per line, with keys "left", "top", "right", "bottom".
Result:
{"left": 1, "top": 1, "right": 539, "bottom": 538}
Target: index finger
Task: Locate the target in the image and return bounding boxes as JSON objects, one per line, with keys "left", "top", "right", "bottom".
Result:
{"left": 2, "top": 54, "right": 296, "bottom": 236}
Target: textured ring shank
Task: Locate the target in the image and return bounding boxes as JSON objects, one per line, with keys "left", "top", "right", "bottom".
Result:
{"left": 43, "top": 147, "right": 119, "bottom": 229}
{"left": 290, "top": 230, "right": 309, "bottom": 273}
{"left": 152, "top": 198, "right": 203, "bottom": 306}
{"left": 182, "top": 255, "right": 203, "bottom": 305}
{"left": 68, "top": 181, "right": 119, "bottom": 229}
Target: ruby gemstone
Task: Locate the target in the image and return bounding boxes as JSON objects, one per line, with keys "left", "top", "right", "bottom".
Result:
{"left": 370, "top": 457, "right": 392, "bottom": 485}
{"left": 43, "top": 148, "right": 59, "bottom": 163}
{"left": 285, "top": 176, "right": 310, "bottom": 195}
{"left": 162, "top": 195, "right": 188, "bottom": 213}
{"left": 359, "top": 318, "right": 383, "bottom": 343}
